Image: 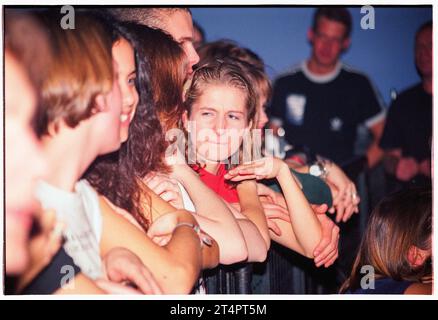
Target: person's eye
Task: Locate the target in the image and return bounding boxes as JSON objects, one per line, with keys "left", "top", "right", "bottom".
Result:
{"left": 201, "top": 112, "right": 213, "bottom": 117}
{"left": 228, "top": 114, "right": 241, "bottom": 121}
{"left": 128, "top": 77, "right": 136, "bottom": 86}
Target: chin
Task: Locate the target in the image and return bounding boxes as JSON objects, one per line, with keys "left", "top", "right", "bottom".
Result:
{"left": 5, "top": 228, "right": 30, "bottom": 275}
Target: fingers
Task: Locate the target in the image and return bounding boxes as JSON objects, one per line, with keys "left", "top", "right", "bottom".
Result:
{"left": 140, "top": 268, "right": 163, "bottom": 294}
{"left": 267, "top": 219, "right": 282, "bottom": 236}
{"left": 262, "top": 203, "right": 291, "bottom": 222}
{"left": 95, "top": 279, "right": 142, "bottom": 295}
{"left": 311, "top": 204, "right": 329, "bottom": 214}
{"left": 314, "top": 227, "right": 339, "bottom": 268}
{"left": 335, "top": 201, "right": 346, "bottom": 223}
{"left": 227, "top": 174, "right": 258, "bottom": 182}
{"left": 120, "top": 268, "right": 155, "bottom": 294}
{"left": 322, "top": 250, "right": 339, "bottom": 268}
{"left": 256, "top": 183, "right": 278, "bottom": 203}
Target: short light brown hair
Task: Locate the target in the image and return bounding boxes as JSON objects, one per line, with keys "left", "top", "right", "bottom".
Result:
{"left": 36, "top": 11, "right": 113, "bottom": 135}
{"left": 109, "top": 7, "right": 190, "bottom": 30}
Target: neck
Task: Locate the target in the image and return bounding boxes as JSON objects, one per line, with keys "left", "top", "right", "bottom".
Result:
{"left": 423, "top": 76, "right": 433, "bottom": 94}
{"left": 307, "top": 57, "right": 338, "bottom": 75}
{"left": 41, "top": 128, "right": 97, "bottom": 192}
{"left": 203, "top": 162, "right": 221, "bottom": 175}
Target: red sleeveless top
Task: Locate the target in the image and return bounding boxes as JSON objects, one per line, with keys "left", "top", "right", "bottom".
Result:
{"left": 192, "top": 164, "right": 240, "bottom": 204}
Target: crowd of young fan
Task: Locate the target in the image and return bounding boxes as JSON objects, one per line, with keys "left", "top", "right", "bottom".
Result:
{"left": 5, "top": 7, "right": 432, "bottom": 295}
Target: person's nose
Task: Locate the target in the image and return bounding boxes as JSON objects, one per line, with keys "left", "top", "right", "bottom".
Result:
{"left": 187, "top": 43, "right": 200, "bottom": 72}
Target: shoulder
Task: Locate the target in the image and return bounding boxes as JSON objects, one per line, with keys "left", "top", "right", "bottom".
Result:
{"left": 341, "top": 64, "right": 375, "bottom": 86}
{"left": 404, "top": 282, "right": 432, "bottom": 295}
{"left": 99, "top": 196, "right": 144, "bottom": 232}
{"left": 273, "top": 63, "right": 305, "bottom": 85}
{"left": 395, "top": 83, "right": 423, "bottom": 101}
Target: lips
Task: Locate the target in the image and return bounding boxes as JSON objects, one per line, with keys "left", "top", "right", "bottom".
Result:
{"left": 6, "top": 208, "right": 34, "bottom": 232}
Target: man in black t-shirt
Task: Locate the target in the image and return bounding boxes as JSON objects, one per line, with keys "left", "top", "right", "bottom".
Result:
{"left": 270, "top": 8, "right": 385, "bottom": 167}
{"left": 269, "top": 8, "right": 386, "bottom": 288}
{"left": 380, "top": 21, "right": 432, "bottom": 191}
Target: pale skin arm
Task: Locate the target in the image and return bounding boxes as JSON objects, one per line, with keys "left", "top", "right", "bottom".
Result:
{"left": 136, "top": 184, "right": 220, "bottom": 270}
{"left": 236, "top": 180, "right": 271, "bottom": 251}
{"left": 171, "top": 165, "right": 248, "bottom": 265}
{"left": 404, "top": 283, "right": 432, "bottom": 295}
{"left": 225, "top": 201, "right": 269, "bottom": 263}
{"left": 285, "top": 160, "right": 359, "bottom": 223}
{"left": 226, "top": 158, "right": 322, "bottom": 257}
{"left": 99, "top": 197, "right": 202, "bottom": 294}
{"left": 54, "top": 274, "right": 106, "bottom": 295}
{"left": 266, "top": 164, "right": 322, "bottom": 257}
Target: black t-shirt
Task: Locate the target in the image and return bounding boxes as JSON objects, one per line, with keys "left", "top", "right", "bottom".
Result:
{"left": 22, "top": 247, "right": 82, "bottom": 294}
{"left": 270, "top": 62, "right": 384, "bottom": 164}
{"left": 380, "top": 83, "right": 432, "bottom": 161}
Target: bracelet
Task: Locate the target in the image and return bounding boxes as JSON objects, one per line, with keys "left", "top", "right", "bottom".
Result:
{"left": 174, "top": 222, "right": 213, "bottom": 247}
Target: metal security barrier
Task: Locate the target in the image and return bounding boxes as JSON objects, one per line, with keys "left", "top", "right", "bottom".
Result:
{"left": 205, "top": 263, "right": 253, "bottom": 294}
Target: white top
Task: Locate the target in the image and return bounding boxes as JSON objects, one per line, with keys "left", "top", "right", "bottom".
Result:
{"left": 177, "top": 181, "right": 196, "bottom": 213}
{"left": 35, "top": 179, "right": 103, "bottom": 280}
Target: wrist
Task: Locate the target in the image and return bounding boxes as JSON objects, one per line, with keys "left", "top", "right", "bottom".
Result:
{"left": 175, "top": 209, "right": 197, "bottom": 225}
{"left": 309, "top": 159, "right": 332, "bottom": 180}
{"left": 277, "top": 161, "right": 290, "bottom": 178}
{"left": 174, "top": 222, "right": 213, "bottom": 248}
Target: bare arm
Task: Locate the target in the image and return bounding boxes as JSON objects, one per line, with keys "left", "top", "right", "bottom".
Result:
{"left": 225, "top": 159, "right": 321, "bottom": 258}
{"left": 367, "top": 119, "right": 385, "bottom": 168}
{"left": 99, "top": 197, "right": 202, "bottom": 294}
{"left": 54, "top": 274, "right": 105, "bottom": 295}
{"left": 276, "top": 164, "right": 322, "bottom": 257}
{"left": 404, "top": 283, "right": 432, "bottom": 295}
{"left": 225, "top": 201, "right": 268, "bottom": 263}
{"left": 172, "top": 165, "right": 247, "bottom": 265}
{"left": 237, "top": 180, "right": 271, "bottom": 250}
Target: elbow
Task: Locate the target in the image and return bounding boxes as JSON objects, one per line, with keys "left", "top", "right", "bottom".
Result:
{"left": 247, "top": 241, "right": 268, "bottom": 263}
{"left": 263, "top": 233, "right": 272, "bottom": 252}
{"left": 301, "top": 239, "right": 321, "bottom": 259}
{"left": 253, "top": 244, "right": 268, "bottom": 263}
{"left": 168, "top": 262, "right": 200, "bottom": 294}
{"left": 302, "top": 249, "right": 315, "bottom": 259}
{"left": 220, "top": 239, "right": 248, "bottom": 265}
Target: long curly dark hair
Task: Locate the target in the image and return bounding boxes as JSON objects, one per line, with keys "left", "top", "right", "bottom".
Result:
{"left": 84, "top": 17, "right": 167, "bottom": 232}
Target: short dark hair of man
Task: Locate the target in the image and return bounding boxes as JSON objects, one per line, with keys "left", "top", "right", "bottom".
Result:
{"left": 415, "top": 20, "right": 432, "bottom": 40}
{"left": 312, "top": 7, "right": 352, "bottom": 39}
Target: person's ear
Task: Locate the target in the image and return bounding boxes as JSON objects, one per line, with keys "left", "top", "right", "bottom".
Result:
{"left": 93, "top": 94, "right": 107, "bottom": 114}
{"left": 407, "top": 245, "right": 429, "bottom": 268}
{"left": 342, "top": 37, "right": 351, "bottom": 51}
{"left": 182, "top": 110, "right": 189, "bottom": 131}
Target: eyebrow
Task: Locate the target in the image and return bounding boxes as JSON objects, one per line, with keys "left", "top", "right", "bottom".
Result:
{"left": 128, "top": 70, "right": 136, "bottom": 77}
{"left": 200, "top": 107, "right": 245, "bottom": 115}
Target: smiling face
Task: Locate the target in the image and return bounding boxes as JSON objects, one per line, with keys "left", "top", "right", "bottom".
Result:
{"left": 5, "top": 51, "right": 48, "bottom": 274}
{"left": 112, "top": 38, "right": 139, "bottom": 143}
{"left": 91, "top": 60, "right": 124, "bottom": 156}
{"left": 185, "top": 84, "right": 250, "bottom": 163}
